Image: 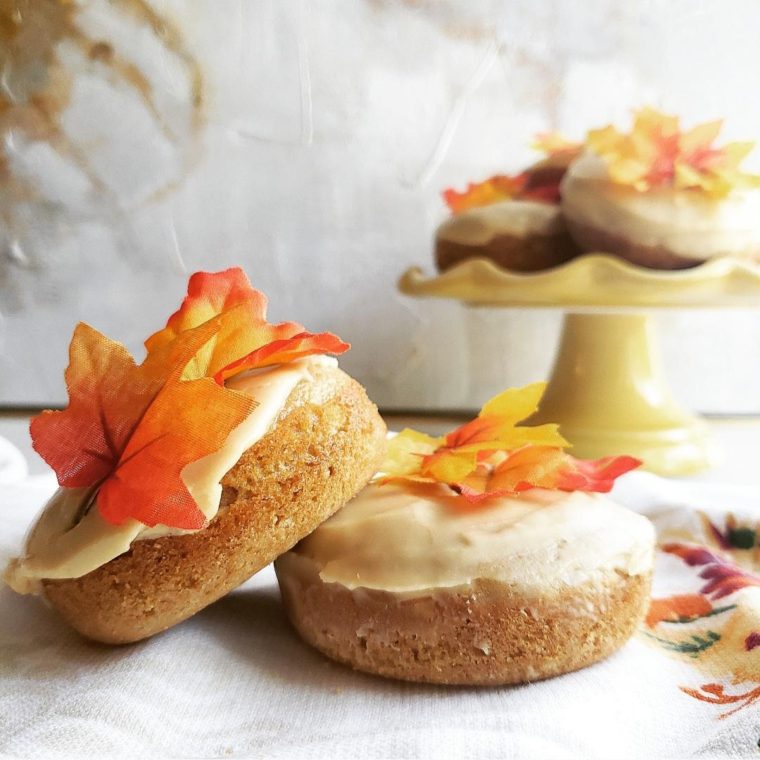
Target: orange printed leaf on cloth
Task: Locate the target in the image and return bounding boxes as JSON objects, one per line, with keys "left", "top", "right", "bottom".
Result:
{"left": 381, "top": 383, "right": 640, "bottom": 503}
{"left": 31, "top": 321, "right": 255, "bottom": 529}
{"left": 145, "top": 268, "right": 349, "bottom": 382}
{"left": 586, "top": 107, "right": 760, "bottom": 197}
{"left": 645, "top": 594, "right": 713, "bottom": 629}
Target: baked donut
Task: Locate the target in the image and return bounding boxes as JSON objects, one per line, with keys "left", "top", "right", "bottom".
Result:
{"left": 276, "top": 384, "right": 654, "bottom": 685}
{"left": 436, "top": 138, "right": 581, "bottom": 273}
{"left": 4, "top": 269, "right": 386, "bottom": 644}
{"left": 561, "top": 109, "right": 760, "bottom": 269}
{"left": 435, "top": 201, "right": 579, "bottom": 273}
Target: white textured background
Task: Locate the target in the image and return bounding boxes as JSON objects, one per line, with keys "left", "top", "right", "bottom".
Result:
{"left": 2, "top": 0, "right": 760, "bottom": 412}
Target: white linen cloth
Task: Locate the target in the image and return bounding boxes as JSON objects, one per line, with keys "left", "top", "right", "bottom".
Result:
{"left": 0, "top": 436, "right": 758, "bottom": 760}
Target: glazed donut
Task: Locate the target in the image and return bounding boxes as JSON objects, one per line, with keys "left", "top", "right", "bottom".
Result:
{"left": 9, "top": 362, "right": 385, "bottom": 644}
{"left": 560, "top": 111, "right": 760, "bottom": 269}
{"left": 4, "top": 268, "right": 386, "bottom": 644}
{"left": 561, "top": 153, "right": 760, "bottom": 269}
{"left": 276, "top": 481, "right": 654, "bottom": 685}
{"left": 436, "top": 139, "right": 581, "bottom": 273}
{"left": 434, "top": 200, "right": 579, "bottom": 273}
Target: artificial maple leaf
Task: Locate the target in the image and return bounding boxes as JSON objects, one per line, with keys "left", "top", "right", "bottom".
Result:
{"left": 381, "top": 384, "right": 640, "bottom": 503}
{"left": 443, "top": 174, "right": 528, "bottom": 214}
{"left": 145, "top": 268, "right": 349, "bottom": 382}
{"left": 414, "top": 383, "right": 566, "bottom": 483}
{"left": 586, "top": 107, "right": 760, "bottom": 197}
{"left": 97, "top": 371, "right": 254, "bottom": 528}
{"left": 455, "top": 446, "right": 640, "bottom": 502}
{"left": 443, "top": 159, "right": 576, "bottom": 215}
{"left": 213, "top": 331, "right": 349, "bottom": 384}
{"left": 31, "top": 320, "right": 255, "bottom": 529}
{"left": 550, "top": 452, "right": 643, "bottom": 491}
{"left": 678, "top": 119, "right": 724, "bottom": 166}
{"left": 382, "top": 429, "right": 442, "bottom": 477}
{"left": 442, "top": 131, "right": 582, "bottom": 214}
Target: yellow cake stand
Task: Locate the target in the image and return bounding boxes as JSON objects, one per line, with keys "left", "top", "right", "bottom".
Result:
{"left": 399, "top": 254, "right": 760, "bottom": 476}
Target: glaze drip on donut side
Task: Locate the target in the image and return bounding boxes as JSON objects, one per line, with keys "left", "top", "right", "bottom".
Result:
{"left": 4, "top": 355, "right": 337, "bottom": 593}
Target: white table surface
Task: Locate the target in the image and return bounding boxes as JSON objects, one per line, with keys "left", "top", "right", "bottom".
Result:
{"left": 2, "top": 412, "right": 760, "bottom": 759}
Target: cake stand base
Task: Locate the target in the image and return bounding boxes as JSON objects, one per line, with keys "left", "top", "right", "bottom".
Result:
{"left": 527, "top": 313, "right": 715, "bottom": 476}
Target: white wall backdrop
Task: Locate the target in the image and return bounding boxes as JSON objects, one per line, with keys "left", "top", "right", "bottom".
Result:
{"left": 1, "top": 0, "right": 760, "bottom": 412}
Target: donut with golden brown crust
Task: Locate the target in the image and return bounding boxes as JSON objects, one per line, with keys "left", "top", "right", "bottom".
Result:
{"left": 42, "top": 365, "right": 386, "bottom": 645}
{"left": 275, "top": 481, "right": 655, "bottom": 685}
{"left": 434, "top": 201, "right": 580, "bottom": 274}
{"left": 276, "top": 556, "right": 651, "bottom": 685}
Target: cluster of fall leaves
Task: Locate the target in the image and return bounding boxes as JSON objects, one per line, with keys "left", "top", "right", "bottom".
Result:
{"left": 32, "top": 270, "right": 640, "bottom": 533}
{"left": 381, "top": 383, "right": 640, "bottom": 502}
{"left": 588, "top": 108, "right": 760, "bottom": 197}
{"left": 443, "top": 133, "right": 580, "bottom": 214}
{"left": 444, "top": 107, "right": 760, "bottom": 212}
{"left": 30, "top": 268, "right": 349, "bottom": 530}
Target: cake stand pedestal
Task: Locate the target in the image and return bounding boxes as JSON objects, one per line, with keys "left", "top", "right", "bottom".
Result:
{"left": 399, "top": 254, "right": 760, "bottom": 476}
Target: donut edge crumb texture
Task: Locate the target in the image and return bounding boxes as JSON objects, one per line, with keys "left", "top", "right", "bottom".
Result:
{"left": 276, "top": 554, "right": 651, "bottom": 685}
{"left": 42, "top": 364, "right": 386, "bottom": 645}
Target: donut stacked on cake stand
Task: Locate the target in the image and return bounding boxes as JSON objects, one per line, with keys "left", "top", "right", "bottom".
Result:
{"left": 401, "top": 110, "right": 760, "bottom": 476}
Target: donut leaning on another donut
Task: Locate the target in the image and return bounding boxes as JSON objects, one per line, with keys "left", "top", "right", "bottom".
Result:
{"left": 41, "top": 363, "right": 386, "bottom": 644}
{"left": 4, "top": 267, "right": 387, "bottom": 645}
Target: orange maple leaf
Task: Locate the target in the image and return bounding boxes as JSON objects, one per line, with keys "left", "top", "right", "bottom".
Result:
{"left": 31, "top": 321, "right": 255, "bottom": 529}
{"left": 645, "top": 594, "right": 713, "bottom": 628}
{"left": 442, "top": 165, "right": 566, "bottom": 213}
{"left": 421, "top": 383, "right": 566, "bottom": 482}
{"left": 382, "top": 384, "right": 640, "bottom": 503}
{"left": 443, "top": 132, "right": 582, "bottom": 214}
{"left": 443, "top": 174, "right": 528, "bottom": 214}
{"left": 455, "top": 446, "right": 640, "bottom": 501}
{"left": 145, "top": 268, "right": 349, "bottom": 382}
